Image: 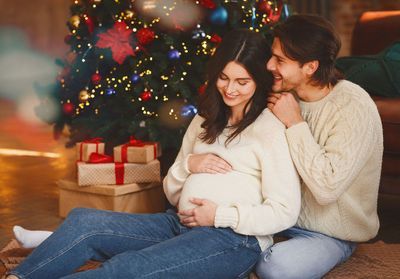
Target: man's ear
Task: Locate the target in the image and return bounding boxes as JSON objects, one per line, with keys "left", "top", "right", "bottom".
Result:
{"left": 303, "top": 60, "right": 319, "bottom": 76}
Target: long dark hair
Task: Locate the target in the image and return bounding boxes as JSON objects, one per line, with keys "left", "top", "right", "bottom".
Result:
{"left": 273, "top": 14, "right": 342, "bottom": 87}
{"left": 198, "top": 29, "right": 272, "bottom": 145}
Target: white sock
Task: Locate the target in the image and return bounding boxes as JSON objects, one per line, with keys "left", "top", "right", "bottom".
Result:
{"left": 13, "top": 225, "right": 53, "bottom": 249}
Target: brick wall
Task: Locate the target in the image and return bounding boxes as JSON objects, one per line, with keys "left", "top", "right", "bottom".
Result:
{"left": 330, "top": 0, "right": 400, "bottom": 56}
{"left": 0, "top": 0, "right": 70, "bottom": 57}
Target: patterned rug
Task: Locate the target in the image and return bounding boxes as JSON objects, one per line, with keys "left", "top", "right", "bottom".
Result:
{"left": 1, "top": 239, "right": 399, "bottom": 278}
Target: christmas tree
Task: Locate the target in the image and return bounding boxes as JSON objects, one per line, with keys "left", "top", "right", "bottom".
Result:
{"left": 36, "top": 0, "right": 289, "bottom": 152}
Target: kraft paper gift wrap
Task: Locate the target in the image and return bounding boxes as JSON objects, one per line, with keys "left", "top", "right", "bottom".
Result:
{"left": 114, "top": 139, "right": 162, "bottom": 163}
{"left": 57, "top": 179, "right": 165, "bottom": 217}
{"left": 76, "top": 138, "right": 105, "bottom": 162}
{"left": 77, "top": 159, "right": 161, "bottom": 186}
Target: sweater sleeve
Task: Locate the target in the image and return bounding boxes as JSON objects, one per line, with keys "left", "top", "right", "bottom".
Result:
{"left": 215, "top": 114, "right": 301, "bottom": 236}
{"left": 285, "top": 103, "right": 378, "bottom": 205}
{"left": 163, "top": 115, "right": 203, "bottom": 206}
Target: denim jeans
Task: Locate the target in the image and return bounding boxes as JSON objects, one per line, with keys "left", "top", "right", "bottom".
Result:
{"left": 10, "top": 208, "right": 261, "bottom": 279}
{"left": 255, "top": 226, "right": 357, "bottom": 279}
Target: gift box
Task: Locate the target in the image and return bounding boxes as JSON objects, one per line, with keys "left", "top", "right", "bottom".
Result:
{"left": 76, "top": 138, "right": 105, "bottom": 162}
{"left": 113, "top": 138, "right": 161, "bottom": 163}
{"left": 58, "top": 179, "right": 165, "bottom": 218}
{"left": 77, "top": 159, "right": 161, "bottom": 186}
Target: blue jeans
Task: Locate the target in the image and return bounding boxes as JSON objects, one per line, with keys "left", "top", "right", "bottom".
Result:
{"left": 10, "top": 208, "right": 261, "bottom": 279}
{"left": 255, "top": 226, "right": 357, "bottom": 279}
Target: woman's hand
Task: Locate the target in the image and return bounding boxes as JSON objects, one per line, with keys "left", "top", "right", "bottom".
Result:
{"left": 188, "top": 153, "right": 232, "bottom": 174}
{"left": 179, "top": 198, "right": 217, "bottom": 227}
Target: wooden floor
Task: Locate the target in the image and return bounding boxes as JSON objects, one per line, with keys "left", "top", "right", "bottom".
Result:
{"left": 0, "top": 98, "right": 399, "bottom": 250}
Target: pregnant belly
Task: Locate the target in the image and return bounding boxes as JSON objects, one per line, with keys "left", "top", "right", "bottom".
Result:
{"left": 178, "top": 171, "right": 262, "bottom": 211}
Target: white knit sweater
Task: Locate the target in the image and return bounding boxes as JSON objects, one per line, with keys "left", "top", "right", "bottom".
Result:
{"left": 286, "top": 80, "right": 383, "bottom": 241}
{"left": 163, "top": 109, "right": 301, "bottom": 250}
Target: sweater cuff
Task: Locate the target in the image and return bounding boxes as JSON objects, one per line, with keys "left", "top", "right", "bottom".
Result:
{"left": 214, "top": 206, "right": 239, "bottom": 229}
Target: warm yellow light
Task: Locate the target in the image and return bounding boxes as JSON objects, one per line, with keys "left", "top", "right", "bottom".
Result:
{"left": 0, "top": 148, "right": 61, "bottom": 158}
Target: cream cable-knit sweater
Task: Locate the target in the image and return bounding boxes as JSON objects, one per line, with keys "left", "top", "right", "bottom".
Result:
{"left": 286, "top": 80, "right": 383, "bottom": 241}
{"left": 163, "top": 109, "right": 301, "bottom": 250}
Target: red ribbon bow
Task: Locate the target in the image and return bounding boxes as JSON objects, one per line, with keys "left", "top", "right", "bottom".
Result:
{"left": 79, "top": 137, "right": 103, "bottom": 161}
{"left": 88, "top": 153, "right": 125, "bottom": 185}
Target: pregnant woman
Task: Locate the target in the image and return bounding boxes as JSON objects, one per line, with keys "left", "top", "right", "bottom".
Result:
{"left": 5, "top": 29, "right": 300, "bottom": 279}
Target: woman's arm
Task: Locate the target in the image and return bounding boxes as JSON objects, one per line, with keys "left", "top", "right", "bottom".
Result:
{"left": 163, "top": 115, "right": 203, "bottom": 206}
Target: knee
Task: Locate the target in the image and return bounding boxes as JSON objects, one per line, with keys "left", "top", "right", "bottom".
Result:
{"left": 65, "top": 207, "right": 102, "bottom": 227}
{"left": 255, "top": 248, "right": 297, "bottom": 279}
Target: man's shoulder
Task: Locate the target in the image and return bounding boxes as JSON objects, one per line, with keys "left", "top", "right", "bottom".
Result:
{"left": 330, "top": 80, "right": 376, "bottom": 110}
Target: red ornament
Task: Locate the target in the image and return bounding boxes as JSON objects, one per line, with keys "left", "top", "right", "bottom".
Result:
{"left": 210, "top": 34, "right": 222, "bottom": 44}
{"left": 96, "top": 21, "right": 135, "bottom": 65}
{"left": 64, "top": 34, "right": 73, "bottom": 44}
{"left": 140, "top": 91, "right": 152, "bottom": 101}
{"left": 198, "top": 83, "right": 207, "bottom": 95}
{"left": 257, "top": 1, "right": 272, "bottom": 14}
{"left": 85, "top": 16, "right": 95, "bottom": 33}
{"left": 91, "top": 73, "right": 102, "bottom": 84}
{"left": 136, "top": 28, "right": 155, "bottom": 46}
{"left": 199, "top": 0, "right": 216, "bottom": 9}
{"left": 62, "top": 102, "right": 75, "bottom": 115}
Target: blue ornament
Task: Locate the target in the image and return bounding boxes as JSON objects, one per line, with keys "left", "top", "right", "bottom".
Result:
{"left": 168, "top": 49, "right": 180, "bottom": 60}
{"left": 209, "top": 6, "right": 228, "bottom": 25}
{"left": 181, "top": 105, "right": 198, "bottom": 117}
{"left": 106, "top": 88, "right": 116, "bottom": 95}
{"left": 192, "top": 29, "right": 206, "bottom": 40}
{"left": 131, "top": 74, "right": 140, "bottom": 84}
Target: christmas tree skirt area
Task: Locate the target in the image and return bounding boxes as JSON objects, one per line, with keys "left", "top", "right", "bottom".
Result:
{"left": 1, "top": 240, "right": 399, "bottom": 278}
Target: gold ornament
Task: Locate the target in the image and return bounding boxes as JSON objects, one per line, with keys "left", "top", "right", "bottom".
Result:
{"left": 69, "top": 15, "right": 81, "bottom": 28}
{"left": 125, "top": 10, "right": 135, "bottom": 19}
{"left": 79, "top": 89, "right": 90, "bottom": 102}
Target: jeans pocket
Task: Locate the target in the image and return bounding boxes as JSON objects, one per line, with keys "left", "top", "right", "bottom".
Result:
{"left": 244, "top": 236, "right": 262, "bottom": 253}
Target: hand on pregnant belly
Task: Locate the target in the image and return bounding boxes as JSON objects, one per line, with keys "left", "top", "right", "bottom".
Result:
{"left": 179, "top": 198, "right": 217, "bottom": 227}
{"left": 188, "top": 153, "right": 232, "bottom": 174}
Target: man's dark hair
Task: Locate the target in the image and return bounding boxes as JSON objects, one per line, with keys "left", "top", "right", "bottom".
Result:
{"left": 198, "top": 29, "right": 272, "bottom": 145}
{"left": 273, "top": 14, "right": 342, "bottom": 87}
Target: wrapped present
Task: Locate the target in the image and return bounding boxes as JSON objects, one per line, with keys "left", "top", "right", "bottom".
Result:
{"left": 114, "top": 137, "right": 161, "bottom": 163}
{"left": 76, "top": 138, "right": 105, "bottom": 162}
{"left": 77, "top": 157, "right": 161, "bottom": 186}
{"left": 58, "top": 179, "right": 165, "bottom": 217}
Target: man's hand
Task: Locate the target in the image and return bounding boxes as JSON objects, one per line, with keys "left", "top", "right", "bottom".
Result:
{"left": 267, "top": 93, "right": 304, "bottom": 128}
{"left": 188, "top": 153, "right": 232, "bottom": 174}
{"left": 179, "top": 198, "right": 217, "bottom": 227}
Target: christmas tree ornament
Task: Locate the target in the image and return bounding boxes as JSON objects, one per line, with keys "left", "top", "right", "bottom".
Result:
{"left": 140, "top": 90, "right": 152, "bottom": 101}
{"left": 168, "top": 49, "right": 180, "bottom": 60}
{"left": 69, "top": 15, "right": 81, "bottom": 28}
{"left": 210, "top": 34, "right": 222, "bottom": 43}
{"left": 209, "top": 6, "right": 228, "bottom": 25}
{"left": 96, "top": 21, "right": 135, "bottom": 65}
{"left": 79, "top": 89, "right": 90, "bottom": 102}
{"left": 199, "top": 0, "right": 217, "bottom": 9}
{"left": 64, "top": 34, "right": 73, "bottom": 44}
{"left": 192, "top": 29, "right": 206, "bottom": 40}
{"left": 91, "top": 73, "right": 102, "bottom": 84}
{"left": 84, "top": 16, "right": 95, "bottom": 33}
{"left": 257, "top": 0, "right": 272, "bottom": 14}
{"left": 62, "top": 102, "right": 75, "bottom": 115}
{"left": 125, "top": 9, "right": 135, "bottom": 19}
{"left": 136, "top": 27, "right": 155, "bottom": 45}
{"left": 131, "top": 74, "right": 140, "bottom": 84}
{"left": 181, "top": 105, "right": 198, "bottom": 117}
{"left": 106, "top": 88, "right": 116, "bottom": 95}
{"left": 198, "top": 83, "right": 207, "bottom": 95}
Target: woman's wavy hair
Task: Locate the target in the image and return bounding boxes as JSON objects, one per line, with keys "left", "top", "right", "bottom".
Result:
{"left": 198, "top": 29, "right": 272, "bottom": 145}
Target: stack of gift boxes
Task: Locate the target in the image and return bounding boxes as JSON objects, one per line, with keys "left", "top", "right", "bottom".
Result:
{"left": 58, "top": 137, "right": 166, "bottom": 217}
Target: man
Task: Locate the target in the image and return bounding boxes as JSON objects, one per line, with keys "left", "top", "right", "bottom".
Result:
{"left": 255, "top": 15, "right": 383, "bottom": 279}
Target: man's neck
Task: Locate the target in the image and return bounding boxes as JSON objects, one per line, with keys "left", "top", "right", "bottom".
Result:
{"left": 296, "top": 83, "right": 332, "bottom": 102}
